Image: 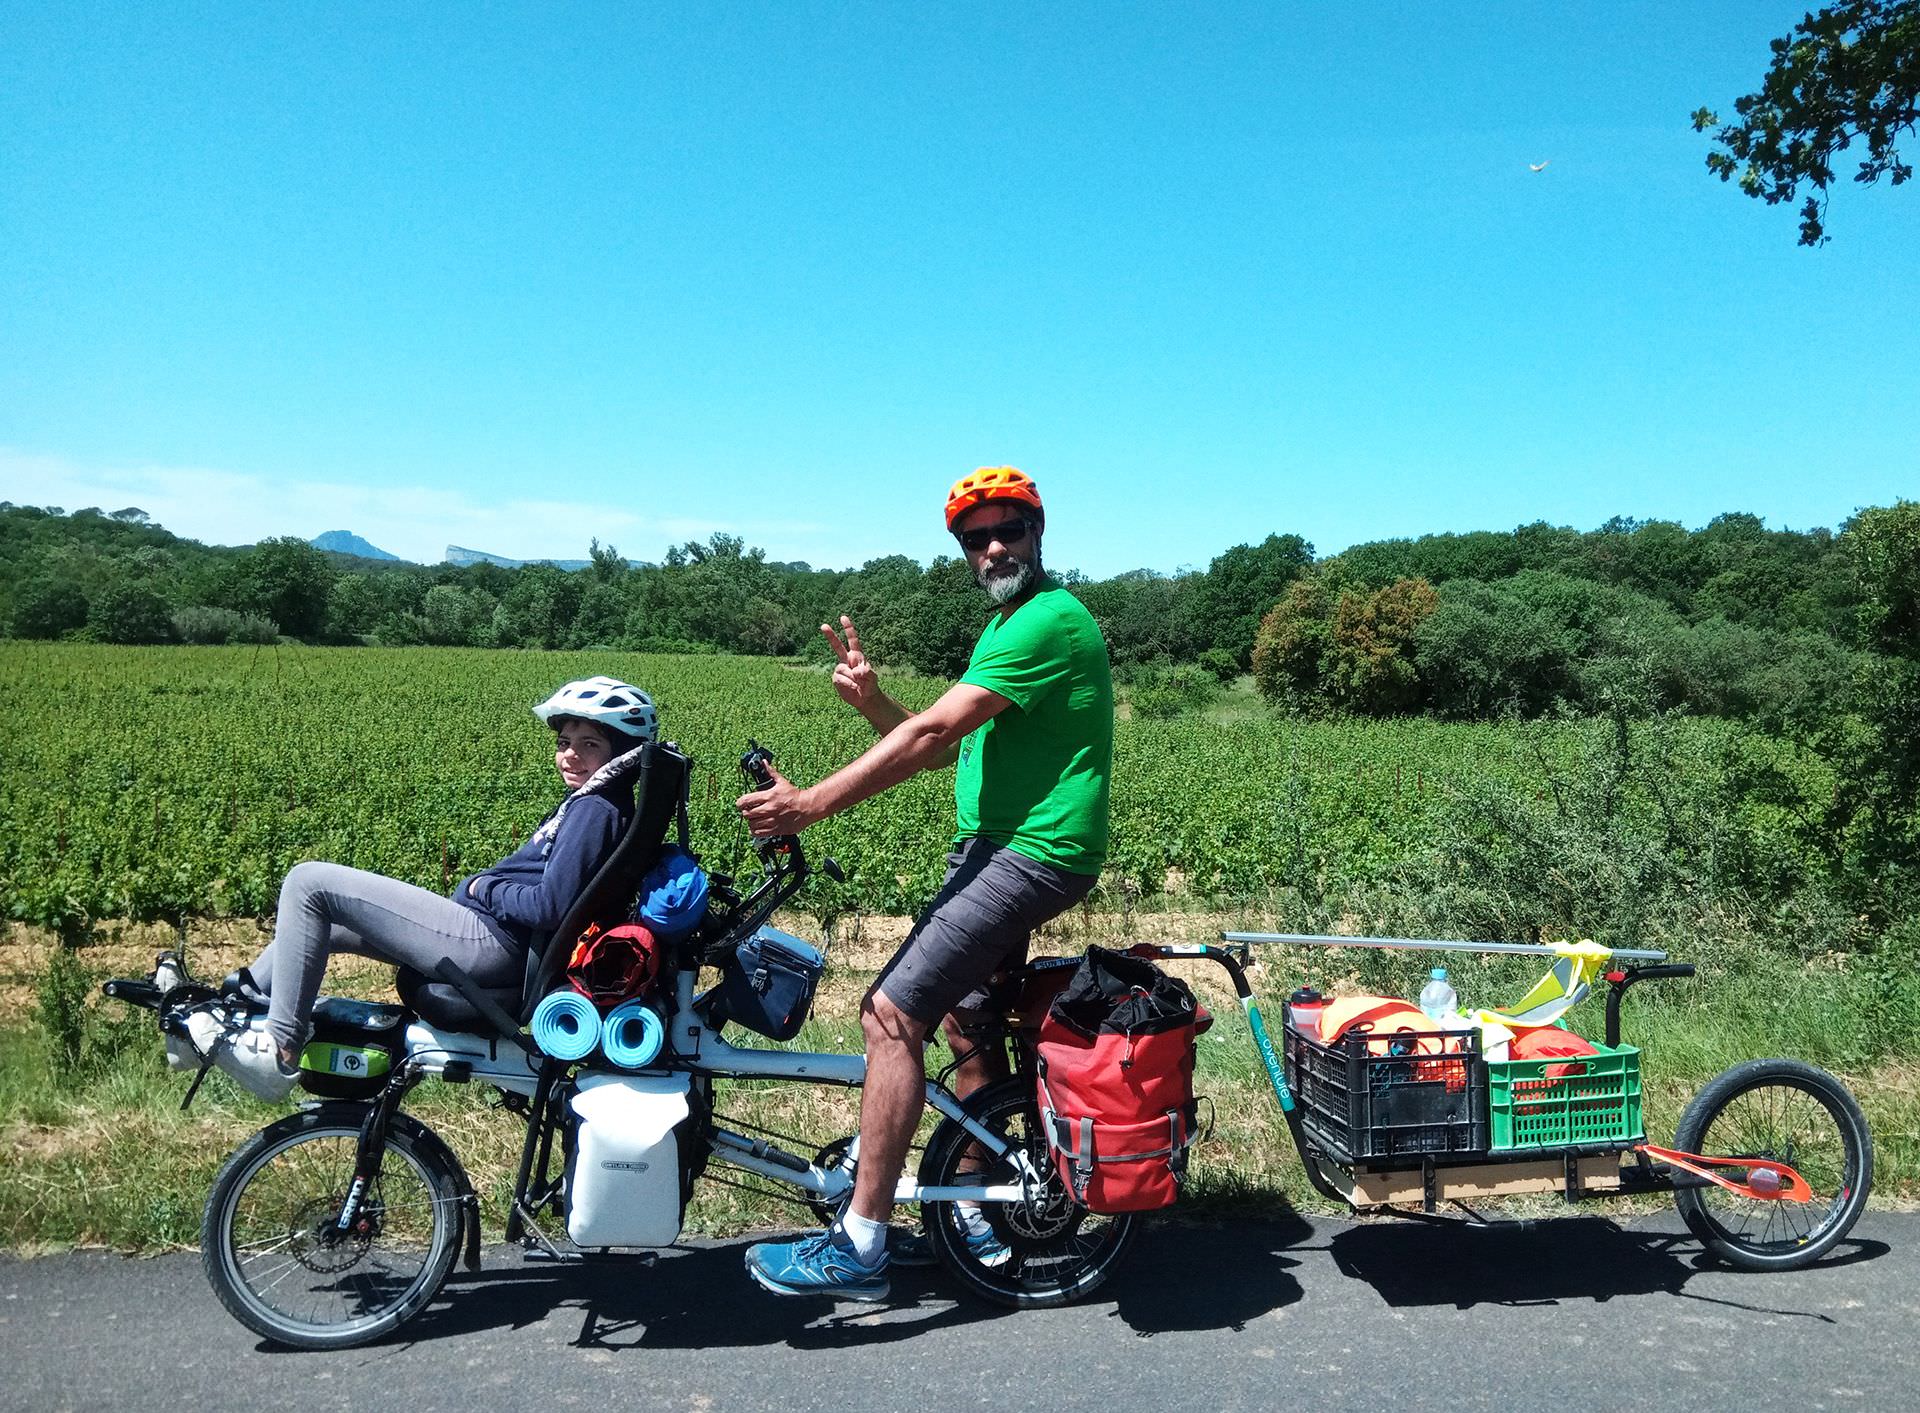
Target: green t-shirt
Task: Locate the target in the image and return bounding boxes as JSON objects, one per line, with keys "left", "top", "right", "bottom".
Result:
{"left": 954, "top": 578, "right": 1114, "bottom": 874}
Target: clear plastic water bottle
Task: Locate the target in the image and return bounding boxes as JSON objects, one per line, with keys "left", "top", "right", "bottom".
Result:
{"left": 1418, "top": 967, "right": 1458, "bottom": 1024}
{"left": 1287, "top": 985, "right": 1324, "bottom": 1037}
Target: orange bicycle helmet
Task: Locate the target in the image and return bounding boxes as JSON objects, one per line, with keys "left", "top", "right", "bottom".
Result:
{"left": 945, "top": 466, "right": 1044, "bottom": 531}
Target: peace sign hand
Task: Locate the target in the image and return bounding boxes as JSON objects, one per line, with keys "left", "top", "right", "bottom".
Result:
{"left": 822, "top": 614, "right": 878, "bottom": 711}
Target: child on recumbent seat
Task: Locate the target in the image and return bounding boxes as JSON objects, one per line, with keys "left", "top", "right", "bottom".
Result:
{"left": 159, "top": 676, "right": 658, "bottom": 1099}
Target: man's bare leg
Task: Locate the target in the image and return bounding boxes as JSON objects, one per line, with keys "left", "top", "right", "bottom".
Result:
{"left": 849, "top": 987, "right": 930, "bottom": 1224}
{"left": 940, "top": 1008, "right": 1009, "bottom": 1100}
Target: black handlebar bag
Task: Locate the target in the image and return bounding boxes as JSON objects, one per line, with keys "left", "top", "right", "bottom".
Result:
{"left": 1035, "top": 946, "right": 1205, "bottom": 1213}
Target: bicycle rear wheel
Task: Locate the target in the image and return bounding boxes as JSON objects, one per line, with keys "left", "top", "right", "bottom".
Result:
{"left": 919, "top": 1077, "right": 1136, "bottom": 1308}
{"left": 202, "top": 1106, "right": 466, "bottom": 1349}
{"left": 1672, "top": 1058, "right": 1872, "bottom": 1271}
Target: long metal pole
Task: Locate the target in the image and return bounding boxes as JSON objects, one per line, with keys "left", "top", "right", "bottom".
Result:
{"left": 1220, "top": 931, "right": 1669, "bottom": 963}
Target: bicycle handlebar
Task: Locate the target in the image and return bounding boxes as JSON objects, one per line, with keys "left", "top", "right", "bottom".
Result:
{"left": 1603, "top": 962, "right": 1696, "bottom": 1046}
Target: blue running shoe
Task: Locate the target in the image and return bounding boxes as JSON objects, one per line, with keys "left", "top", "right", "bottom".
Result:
{"left": 745, "top": 1229, "right": 890, "bottom": 1302}
{"left": 892, "top": 1223, "right": 1011, "bottom": 1270}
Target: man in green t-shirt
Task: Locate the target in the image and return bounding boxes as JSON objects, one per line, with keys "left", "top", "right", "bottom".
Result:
{"left": 735, "top": 466, "right": 1113, "bottom": 1301}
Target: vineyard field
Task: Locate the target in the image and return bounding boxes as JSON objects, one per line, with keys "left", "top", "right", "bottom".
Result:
{"left": 3, "top": 642, "right": 1688, "bottom": 930}
{"left": 3, "top": 643, "right": 1913, "bottom": 1245}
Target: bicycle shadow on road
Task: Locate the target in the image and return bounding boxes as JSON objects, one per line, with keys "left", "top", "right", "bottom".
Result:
{"left": 1105, "top": 1216, "right": 1312, "bottom": 1336}
{"left": 404, "top": 1215, "right": 1316, "bottom": 1352}
{"left": 1325, "top": 1215, "right": 1887, "bottom": 1315}
{"left": 417, "top": 1238, "right": 1017, "bottom": 1352}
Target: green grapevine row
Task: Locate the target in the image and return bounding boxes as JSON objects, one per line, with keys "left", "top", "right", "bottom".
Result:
{"left": 1, "top": 643, "right": 1581, "bottom": 930}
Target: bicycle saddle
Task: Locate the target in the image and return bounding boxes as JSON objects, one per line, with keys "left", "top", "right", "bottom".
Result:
{"left": 395, "top": 966, "right": 521, "bottom": 1036}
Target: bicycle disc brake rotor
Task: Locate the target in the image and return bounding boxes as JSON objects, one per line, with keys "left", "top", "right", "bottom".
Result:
{"left": 286, "top": 1195, "right": 374, "bottom": 1274}
{"left": 991, "top": 1143, "right": 1079, "bottom": 1245}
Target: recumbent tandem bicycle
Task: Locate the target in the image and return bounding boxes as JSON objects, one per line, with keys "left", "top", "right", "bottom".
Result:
{"left": 106, "top": 738, "right": 1873, "bottom": 1349}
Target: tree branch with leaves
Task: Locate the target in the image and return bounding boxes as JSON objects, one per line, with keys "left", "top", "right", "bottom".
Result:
{"left": 1693, "top": 0, "right": 1919, "bottom": 244}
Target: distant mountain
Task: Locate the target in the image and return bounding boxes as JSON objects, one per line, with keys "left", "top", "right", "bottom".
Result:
{"left": 445, "top": 544, "right": 587, "bottom": 570}
{"left": 445, "top": 544, "right": 652, "bottom": 572}
{"left": 312, "top": 530, "right": 401, "bottom": 561}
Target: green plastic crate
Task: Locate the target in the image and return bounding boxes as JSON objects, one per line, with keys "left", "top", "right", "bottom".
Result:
{"left": 1487, "top": 1043, "right": 1644, "bottom": 1152}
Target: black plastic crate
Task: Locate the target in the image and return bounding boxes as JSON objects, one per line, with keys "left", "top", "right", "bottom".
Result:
{"left": 1283, "top": 1020, "right": 1488, "bottom": 1164}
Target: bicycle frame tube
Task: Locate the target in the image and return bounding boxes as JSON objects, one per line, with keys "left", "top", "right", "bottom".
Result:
{"left": 661, "top": 967, "right": 1029, "bottom": 1204}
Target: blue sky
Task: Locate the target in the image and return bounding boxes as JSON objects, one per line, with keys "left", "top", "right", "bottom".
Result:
{"left": 2, "top": 2, "right": 1915, "bottom": 577}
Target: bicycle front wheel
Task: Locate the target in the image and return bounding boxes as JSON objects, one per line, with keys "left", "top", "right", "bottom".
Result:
{"left": 202, "top": 1106, "right": 466, "bottom": 1349}
{"left": 918, "top": 1077, "right": 1137, "bottom": 1308}
{"left": 1672, "top": 1058, "right": 1873, "bottom": 1271}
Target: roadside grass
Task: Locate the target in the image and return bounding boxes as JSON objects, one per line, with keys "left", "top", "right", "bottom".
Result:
{"left": 2, "top": 912, "right": 1913, "bottom": 1254}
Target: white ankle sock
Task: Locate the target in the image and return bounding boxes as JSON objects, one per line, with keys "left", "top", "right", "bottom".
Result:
{"left": 840, "top": 1210, "right": 887, "bottom": 1266}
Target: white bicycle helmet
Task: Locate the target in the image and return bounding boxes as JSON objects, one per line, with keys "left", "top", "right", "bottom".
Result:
{"left": 533, "top": 676, "right": 658, "bottom": 742}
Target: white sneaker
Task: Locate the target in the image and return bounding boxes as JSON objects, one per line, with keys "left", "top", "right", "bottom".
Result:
{"left": 164, "top": 1006, "right": 230, "bottom": 1073}
{"left": 151, "top": 952, "right": 190, "bottom": 994}
{"left": 217, "top": 1025, "right": 300, "bottom": 1102}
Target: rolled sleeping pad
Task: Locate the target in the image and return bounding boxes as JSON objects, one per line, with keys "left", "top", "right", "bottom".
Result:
{"left": 601, "top": 998, "right": 665, "bottom": 1069}
{"left": 531, "top": 989, "right": 601, "bottom": 1061}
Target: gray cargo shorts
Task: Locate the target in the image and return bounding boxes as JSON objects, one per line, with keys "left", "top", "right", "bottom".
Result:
{"left": 875, "top": 836, "right": 1099, "bottom": 1025}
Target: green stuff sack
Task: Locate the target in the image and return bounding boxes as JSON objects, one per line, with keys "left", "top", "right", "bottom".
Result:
{"left": 298, "top": 996, "right": 407, "bottom": 1098}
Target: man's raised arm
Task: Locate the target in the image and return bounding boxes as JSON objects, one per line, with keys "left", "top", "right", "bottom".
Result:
{"left": 736, "top": 680, "right": 1006, "bottom": 837}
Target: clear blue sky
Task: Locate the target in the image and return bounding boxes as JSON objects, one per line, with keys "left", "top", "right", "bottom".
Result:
{"left": 2, "top": 2, "right": 1915, "bottom": 577}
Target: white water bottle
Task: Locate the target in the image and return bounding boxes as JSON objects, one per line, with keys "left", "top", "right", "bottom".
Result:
{"left": 1418, "top": 967, "right": 1458, "bottom": 1024}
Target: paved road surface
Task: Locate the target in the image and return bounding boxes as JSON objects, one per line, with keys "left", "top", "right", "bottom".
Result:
{"left": 2, "top": 1212, "right": 1909, "bottom": 1412}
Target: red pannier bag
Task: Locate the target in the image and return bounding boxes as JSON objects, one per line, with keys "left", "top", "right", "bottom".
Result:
{"left": 1034, "top": 946, "right": 1206, "bottom": 1214}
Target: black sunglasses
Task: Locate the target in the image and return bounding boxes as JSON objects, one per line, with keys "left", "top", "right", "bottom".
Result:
{"left": 956, "top": 518, "right": 1032, "bottom": 554}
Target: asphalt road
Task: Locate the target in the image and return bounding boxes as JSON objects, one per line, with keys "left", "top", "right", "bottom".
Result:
{"left": 1, "top": 1211, "right": 1909, "bottom": 1413}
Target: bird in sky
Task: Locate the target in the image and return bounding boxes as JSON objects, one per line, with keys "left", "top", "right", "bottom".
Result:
{"left": 1529, "top": 160, "right": 1551, "bottom": 172}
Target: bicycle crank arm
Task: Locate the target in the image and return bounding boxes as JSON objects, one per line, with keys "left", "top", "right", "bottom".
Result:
{"left": 1635, "top": 1143, "right": 1812, "bottom": 1202}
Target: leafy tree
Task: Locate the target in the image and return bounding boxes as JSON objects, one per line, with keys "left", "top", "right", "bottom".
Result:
{"left": 1693, "top": 0, "right": 1920, "bottom": 244}
{"left": 571, "top": 581, "right": 629, "bottom": 647}
{"left": 1835, "top": 501, "right": 1920, "bottom": 912}
{"left": 324, "top": 574, "right": 385, "bottom": 639}
{"left": 1324, "top": 577, "right": 1438, "bottom": 715}
{"left": 420, "top": 584, "right": 495, "bottom": 646}
{"left": 1415, "top": 576, "right": 1587, "bottom": 718}
{"left": 1251, "top": 578, "right": 1332, "bottom": 704}
{"left": 231, "top": 537, "right": 336, "bottom": 638}
{"left": 884, "top": 557, "right": 987, "bottom": 677}
{"left": 8, "top": 578, "right": 89, "bottom": 639}
{"left": 1848, "top": 499, "right": 1920, "bottom": 653}
{"left": 1074, "top": 570, "right": 1197, "bottom": 668}
{"left": 492, "top": 565, "right": 582, "bottom": 649}
{"left": 586, "top": 539, "right": 628, "bottom": 585}
{"left": 89, "top": 582, "right": 174, "bottom": 644}
{"left": 1181, "top": 534, "right": 1313, "bottom": 665}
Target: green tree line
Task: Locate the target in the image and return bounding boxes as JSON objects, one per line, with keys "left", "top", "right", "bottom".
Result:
{"left": 0, "top": 503, "right": 1897, "bottom": 726}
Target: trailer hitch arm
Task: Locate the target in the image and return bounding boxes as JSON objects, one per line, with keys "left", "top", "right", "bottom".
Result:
{"left": 1635, "top": 1143, "right": 1812, "bottom": 1203}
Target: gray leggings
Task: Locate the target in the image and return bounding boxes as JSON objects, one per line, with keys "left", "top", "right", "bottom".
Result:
{"left": 250, "top": 861, "right": 522, "bottom": 1051}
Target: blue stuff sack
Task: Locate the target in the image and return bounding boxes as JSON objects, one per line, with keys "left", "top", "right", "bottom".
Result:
{"left": 637, "top": 845, "right": 709, "bottom": 937}
{"left": 715, "top": 927, "right": 823, "bottom": 1041}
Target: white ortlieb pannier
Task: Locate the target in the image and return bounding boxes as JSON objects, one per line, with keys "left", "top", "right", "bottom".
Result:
{"left": 565, "top": 1071, "right": 691, "bottom": 1248}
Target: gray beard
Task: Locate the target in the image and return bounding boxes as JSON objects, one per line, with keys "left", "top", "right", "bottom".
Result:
{"left": 978, "top": 551, "right": 1042, "bottom": 605}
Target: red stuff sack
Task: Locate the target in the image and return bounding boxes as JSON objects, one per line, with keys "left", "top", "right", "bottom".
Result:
{"left": 567, "top": 922, "right": 662, "bottom": 1007}
{"left": 1035, "top": 946, "right": 1202, "bottom": 1214}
